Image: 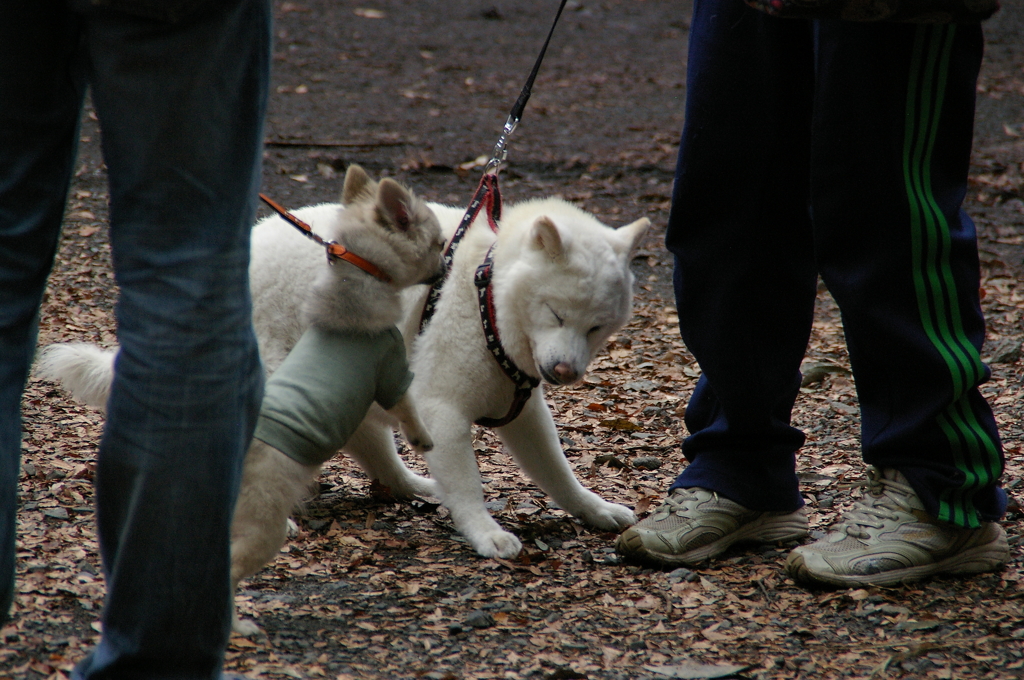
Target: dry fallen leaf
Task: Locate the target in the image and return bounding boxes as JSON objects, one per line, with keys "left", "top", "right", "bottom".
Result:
{"left": 354, "top": 8, "right": 386, "bottom": 19}
{"left": 645, "top": 661, "right": 755, "bottom": 679}
{"left": 599, "top": 418, "right": 642, "bottom": 431}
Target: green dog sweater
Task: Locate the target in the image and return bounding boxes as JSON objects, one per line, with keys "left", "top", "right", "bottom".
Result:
{"left": 253, "top": 325, "right": 414, "bottom": 466}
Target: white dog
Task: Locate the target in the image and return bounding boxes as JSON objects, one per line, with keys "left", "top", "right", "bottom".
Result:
{"left": 390, "top": 195, "right": 650, "bottom": 559}
{"left": 38, "top": 169, "right": 650, "bottom": 591}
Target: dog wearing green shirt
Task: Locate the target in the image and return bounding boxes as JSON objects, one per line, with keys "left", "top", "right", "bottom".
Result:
{"left": 38, "top": 165, "right": 447, "bottom": 635}
{"left": 228, "top": 166, "right": 450, "bottom": 633}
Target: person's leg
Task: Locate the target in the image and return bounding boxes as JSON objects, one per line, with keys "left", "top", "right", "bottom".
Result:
{"left": 666, "top": 0, "right": 819, "bottom": 511}
{"left": 70, "top": 1, "right": 271, "bottom": 677}
{"left": 616, "top": 0, "right": 815, "bottom": 566}
{"left": 787, "top": 21, "right": 1007, "bottom": 586}
{"left": 0, "top": 2, "right": 85, "bottom": 623}
{"left": 810, "top": 20, "right": 1003, "bottom": 526}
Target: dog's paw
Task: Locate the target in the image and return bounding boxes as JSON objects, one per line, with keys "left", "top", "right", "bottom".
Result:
{"left": 285, "top": 518, "right": 299, "bottom": 538}
{"left": 393, "top": 474, "right": 440, "bottom": 499}
{"left": 467, "top": 528, "right": 523, "bottom": 559}
{"left": 578, "top": 500, "right": 637, "bottom": 531}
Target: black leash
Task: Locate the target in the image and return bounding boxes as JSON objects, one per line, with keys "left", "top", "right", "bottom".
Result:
{"left": 485, "top": 0, "right": 569, "bottom": 175}
{"left": 418, "top": 0, "right": 569, "bottom": 333}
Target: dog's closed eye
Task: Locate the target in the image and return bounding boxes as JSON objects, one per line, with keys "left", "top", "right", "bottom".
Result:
{"left": 547, "top": 305, "right": 564, "bottom": 327}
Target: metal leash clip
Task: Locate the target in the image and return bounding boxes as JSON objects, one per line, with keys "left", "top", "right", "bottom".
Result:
{"left": 485, "top": 114, "right": 519, "bottom": 176}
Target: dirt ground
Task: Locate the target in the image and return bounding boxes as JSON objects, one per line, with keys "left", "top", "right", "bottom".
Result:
{"left": 5, "top": 1, "right": 1024, "bottom": 679}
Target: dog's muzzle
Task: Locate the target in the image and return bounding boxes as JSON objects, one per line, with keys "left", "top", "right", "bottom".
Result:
{"left": 420, "top": 256, "right": 446, "bottom": 286}
{"left": 421, "top": 269, "right": 445, "bottom": 286}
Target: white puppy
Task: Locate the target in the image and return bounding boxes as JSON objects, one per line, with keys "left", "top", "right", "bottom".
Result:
{"left": 355, "top": 194, "right": 651, "bottom": 559}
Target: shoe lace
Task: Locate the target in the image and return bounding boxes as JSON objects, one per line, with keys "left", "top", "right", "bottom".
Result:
{"left": 654, "top": 488, "right": 706, "bottom": 519}
{"left": 835, "top": 467, "right": 915, "bottom": 539}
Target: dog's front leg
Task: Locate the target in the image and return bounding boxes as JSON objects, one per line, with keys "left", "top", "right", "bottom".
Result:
{"left": 420, "top": 404, "right": 523, "bottom": 559}
{"left": 386, "top": 392, "right": 434, "bottom": 452}
{"left": 343, "top": 411, "right": 439, "bottom": 499}
{"left": 496, "top": 389, "right": 636, "bottom": 531}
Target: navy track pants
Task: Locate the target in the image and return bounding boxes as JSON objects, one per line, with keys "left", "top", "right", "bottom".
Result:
{"left": 665, "top": 0, "right": 1005, "bottom": 528}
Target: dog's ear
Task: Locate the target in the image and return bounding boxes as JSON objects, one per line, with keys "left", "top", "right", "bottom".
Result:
{"left": 376, "top": 178, "right": 413, "bottom": 232}
{"left": 341, "top": 164, "right": 372, "bottom": 205}
{"left": 611, "top": 217, "right": 651, "bottom": 258}
{"left": 531, "top": 216, "right": 566, "bottom": 261}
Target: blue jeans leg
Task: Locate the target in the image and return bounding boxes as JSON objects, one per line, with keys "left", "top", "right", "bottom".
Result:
{"left": 0, "top": 3, "right": 86, "bottom": 624}
{"left": 70, "top": 2, "right": 272, "bottom": 678}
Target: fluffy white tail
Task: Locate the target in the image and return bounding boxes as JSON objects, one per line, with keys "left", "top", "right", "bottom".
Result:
{"left": 35, "top": 343, "right": 118, "bottom": 412}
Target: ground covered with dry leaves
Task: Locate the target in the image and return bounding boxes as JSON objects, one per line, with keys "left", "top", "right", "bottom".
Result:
{"left": 4, "top": 1, "right": 1023, "bottom": 679}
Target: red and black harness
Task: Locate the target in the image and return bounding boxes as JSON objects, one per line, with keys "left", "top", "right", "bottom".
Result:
{"left": 472, "top": 242, "right": 540, "bottom": 427}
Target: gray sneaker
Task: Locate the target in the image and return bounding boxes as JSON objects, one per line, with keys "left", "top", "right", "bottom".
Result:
{"left": 615, "top": 487, "right": 809, "bottom": 567}
{"left": 786, "top": 466, "right": 1010, "bottom": 588}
